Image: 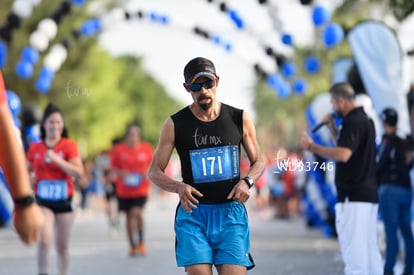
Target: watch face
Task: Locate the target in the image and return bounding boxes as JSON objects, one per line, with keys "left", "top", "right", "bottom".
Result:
{"left": 248, "top": 178, "right": 254, "bottom": 187}
{"left": 244, "top": 177, "right": 254, "bottom": 188}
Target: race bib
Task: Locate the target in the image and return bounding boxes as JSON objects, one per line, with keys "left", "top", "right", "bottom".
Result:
{"left": 37, "top": 180, "right": 68, "bottom": 201}
{"left": 123, "top": 173, "right": 143, "bottom": 187}
{"left": 190, "top": 145, "right": 240, "bottom": 184}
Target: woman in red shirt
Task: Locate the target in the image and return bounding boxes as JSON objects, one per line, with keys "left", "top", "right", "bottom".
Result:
{"left": 27, "top": 103, "right": 83, "bottom": 275}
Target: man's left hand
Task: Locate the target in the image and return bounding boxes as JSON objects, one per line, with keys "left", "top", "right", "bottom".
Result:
{"left": 227, "top": 180, "right": 251, "bottom": 203}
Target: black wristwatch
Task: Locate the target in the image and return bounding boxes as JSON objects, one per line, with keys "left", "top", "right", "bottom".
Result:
{"left": 13, "top": 194, "right": 36, "bottom": 208}
{"left": 242, "top": 176, "right": 254, "bottom": 189}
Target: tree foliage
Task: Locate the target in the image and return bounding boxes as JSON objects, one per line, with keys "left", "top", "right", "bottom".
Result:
{"left": 337, "top": 0, "right": 414, "bottom": 22}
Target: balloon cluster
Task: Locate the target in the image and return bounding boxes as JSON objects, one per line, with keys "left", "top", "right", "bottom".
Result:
{"left": 257, "top": 3, "right": 344, "bottom": 100}
{"left": 35, "top": 6, "right": 133, "bottom": 93}
{"left": 259, "top": 51, "right": 308, "bottom": 98}
{"left": 311, "top": 4, "right": 344, "bottom": 48}
{"left": 252, "top": 0, "right": 291, "bottom": 47}
{"left": 5, "top": 1, "right": 343, "bottom": 98}
{"left": 204, "top": 0, "right": 309, "bottom": 98}
{"left": 255, "top": 3, "right": 344, "bottom": 99}
{"left": 303, "top": 93, "right": 342, "bottom": 237}
{"left": 35, "top": 44, "right": 67, "bottom": 94}
{"left": 5, "top": 87, "right": 42, "bottom": 149}
{"left": 301, "top": 168, "right": 337, "bottom": 238}
{"left": 5, "top": 88, "right": 41, "bottom": 148}
{"left": 38, "top": 7, "right": 233, "bottom": 93}
{"left": 15, "top": 0, "right": 87, "bottom": 87}
{"left": 21, "top": 103, "right": 42, "bottom": 151}
{"left": 0, "top": 0, "right": 44, "bottom": 68}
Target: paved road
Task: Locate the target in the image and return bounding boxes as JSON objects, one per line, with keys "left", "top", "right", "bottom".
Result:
{"left": 0, "top": 195, "right": 345, "bottom": 275}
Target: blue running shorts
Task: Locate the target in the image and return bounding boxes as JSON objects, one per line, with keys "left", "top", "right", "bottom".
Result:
{"left": 174, "top": 201, "right": 255, "bottom": 269}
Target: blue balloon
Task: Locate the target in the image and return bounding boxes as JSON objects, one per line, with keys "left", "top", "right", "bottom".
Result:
{"left": 277, "top": 81, "right": 291, "bottom": 99}
{"left": 80, "top": 19, "right": 102, "bottom": 37}
{"left": 322, "top": 23, "right": 344, "bottom": 48}
{"left": 304, "top": 56, "right": 321, "bottom": 74}
{"left": 267, "top": 74, "right": 283, "bottom": 88}
{"left": 15, "top": 60, "right": 33, "bottom": 79}
{"left": 224, "top": 43, "right": 233, "bottom": 52}
{"left": 322, "top": 224, "right": 334, "bottom": 237}
{"left": 212, "top": 35, "right": 222, "bottom": 45}
{"left": 72, "top": 0, "right": 86, "bottom": 5}
{"left": 149, "top": 12, "right": 158, "bottom": 21}
{"left": 35, "top": 76, "right": 52, "bottom": 94}
{"left": 267, "top": 74, "right": 291, "bottom": 99}
{"left": 293, "top": 79, "right": 307, "bottom": 95}
{"left": 326, "top": 194, "right": 337, "bottom": 208}
{"left": 13, "top": 117, "right": 21, "bottom": 128}
{"left": 159, "top": 15, "right": 169, "bottom": 24}
{"left": 149, "top": 12, "right": 169, "bottom": 24}
{"left": 21, "top": 46, "right": 39, "bottom": 64}
{"left": 281, "top": 62, "right": 296, "bottom": 78}
{"left": 312, "top": 5, "right": 330, "bottom": 27}
{"left": 92, "top": 18, "right": 102, "bottom": 33}
{"left": 6, "top": 90, "right": 22, "bottom": 117}
{"left": 24, "top": 124, "right": 41, "bottom": 145}
{"left": 281, "top": 33, "right": 293, "bottom": 46}
{"left": 228, "top": 9, "right": 244, "bottom": 29}
{"left": 80, "top": 21, "right": 95, "bottom": 37}
{"left": 39, "top": 66, "right": 55, "bottom": 79}
{"left": 0, "top": 41, "right": 7, "bottom": 68}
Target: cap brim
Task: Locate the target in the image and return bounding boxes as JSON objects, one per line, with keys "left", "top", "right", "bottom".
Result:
{"left": 189, "top": 72, "right": 216, "bottom": 84}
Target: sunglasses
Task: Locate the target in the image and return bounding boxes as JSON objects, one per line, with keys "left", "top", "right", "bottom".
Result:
{"left": 187, "top": 79, "right": 215, "bottom": 92}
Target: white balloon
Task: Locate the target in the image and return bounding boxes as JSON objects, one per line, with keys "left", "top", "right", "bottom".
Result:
{"left": 12, "top": 0, "right": 33, "bottom": 19}
{"left": 100, "top": 8, "right": 124, "bottom": 30}
{"left": 356, "top": 94, "right": 383, "bottom": 142}
{"left": 88, "top": 1, "right": 106, "bottom": 16}
{"left": 44, "top": 54, "right": 62, "bottom": 72}
{"left": 308, "top": 92, "right": 333, "bottom": 146}
{"left": 30, "top": 0, "right": 42, "bottom": 7}
{"left": 110, "top": 8, "right": 126, "bottom": 22}
{"left": 49, "top": 44, "right": 68, "bottom": 64}
{"left": 100, "top": 14, "right": 114, "bottom": 30}
{"left": 38, "top": 19, "right": 58, "bottom": 41}
{"left": 29, "top": 30, "right": 49, "bottom": 52}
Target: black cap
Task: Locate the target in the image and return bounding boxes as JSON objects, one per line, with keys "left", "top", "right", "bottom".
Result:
{"left": 380, "top": 107, "right": 398, "bottom": 126}
{"left": 183, "top": 57, "right": 216, "bottom": 84}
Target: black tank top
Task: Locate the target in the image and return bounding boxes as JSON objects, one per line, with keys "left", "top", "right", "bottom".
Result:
{"left": 171, "top": 103, "right": 243, "bottom": 203}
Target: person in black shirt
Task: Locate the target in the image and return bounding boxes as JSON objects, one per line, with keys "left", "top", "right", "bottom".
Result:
{"left": 377, "top": 107, "right": 413, "bottom": 275}
{"left": 148, "top": 57, "right": 265, "bottom": 275}
{"left": 301, "top": 82, "right": 382, "bottom": 275}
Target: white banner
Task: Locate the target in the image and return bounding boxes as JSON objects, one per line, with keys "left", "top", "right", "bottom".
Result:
{"left": 348, "top": 21, "right": 410, "bottom": 135}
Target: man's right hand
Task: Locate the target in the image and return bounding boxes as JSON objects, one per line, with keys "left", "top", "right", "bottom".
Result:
{"left": 176, "top": 183, "right": 203, "bottom": 213}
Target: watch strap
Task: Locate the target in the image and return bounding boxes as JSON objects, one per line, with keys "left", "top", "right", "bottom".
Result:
{"left": 13, "top": 194, "right": 36, "bottom": 208}
{"left": 242, "top": 176, "right": 254, "bottom": 189}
